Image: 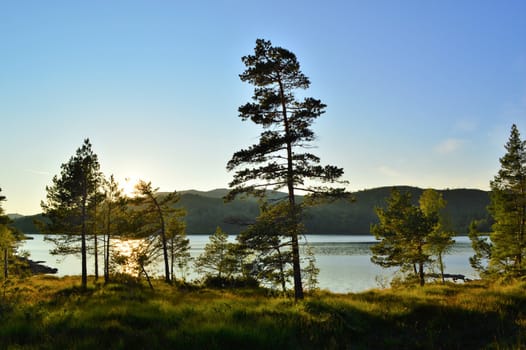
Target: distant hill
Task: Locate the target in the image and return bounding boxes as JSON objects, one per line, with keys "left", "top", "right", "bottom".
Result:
{"left": 180, "top": 189, "right": 230, "bottom": 199}
{"left": 7, "top": 213, "right": 24, "bottom": 220}
{"left": 9, "top": 213, "right": 47, "bottom": 233}
{"left": 10, "top": 186, "right": 491, "bottom": 235}
{"left": 302, "top": 187, "right": 491, "bottom": 235}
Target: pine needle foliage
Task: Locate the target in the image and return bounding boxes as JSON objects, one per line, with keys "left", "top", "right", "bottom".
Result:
{"left": 227, "top": 39, "right": 350, "bottom": 300}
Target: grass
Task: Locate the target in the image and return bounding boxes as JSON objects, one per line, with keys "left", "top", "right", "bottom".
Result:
{"left": 1, "top": 276, "right": 525, "bottom": 349}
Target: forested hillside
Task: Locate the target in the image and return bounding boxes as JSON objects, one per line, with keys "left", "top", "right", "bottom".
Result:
{"left": 10, "top": 186, "right": 491, "bottom": 235}
{"left": 303, "top": 186, "right": 491, "bottom": 234}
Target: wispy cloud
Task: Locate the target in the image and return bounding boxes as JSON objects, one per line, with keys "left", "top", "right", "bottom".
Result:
{"left": 434, "top": 138, "right": 464, "bottom": 155}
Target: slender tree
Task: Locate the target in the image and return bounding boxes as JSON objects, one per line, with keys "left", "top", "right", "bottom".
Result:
{"left": 132, "top": 180, "right": 180, "bottom": 283}
{"left": 99, "top": 174, "right": 127, "bottom": 284}
{"left": 129, "top": 238, "right": 156, "bottom": 290}
{"left": 0, "top": 189, "right": 27, "bottom": 279}
{"left": 302, "top": 244, "right": 319, "bottom": 292}
{"left": 489, "top": 124, "right": 526, "bottom": 276}
{"left": 371, "top": 188, "right": 436, "bottom": 286}
{"left": 238, "top": 202, "right": 295, "bottom": 293}
{"left": 89, "top": 191, "right": 104, "bottom": 281}
{"left": 468, "top": 220, "right": 492, "bottom": 275}
{"left": 419, "top": 189, "right": 455, "bottom": 283}
{"left": 195, "top": 227, "right": 237, "bottom": 281}
{"left": 166, "top": 213, "right": 190, "bottom": 281}
{"left": 227, "top": 39, "right": 349, "bottom": 300}
{"left": 41, "top": 139, "right": 102, "bottom": 289}
{"left": 0, "top": 189, "right": 14, "bottom": 279}
{"left": 0, "top": 226, "right": 13, "bottom": 279}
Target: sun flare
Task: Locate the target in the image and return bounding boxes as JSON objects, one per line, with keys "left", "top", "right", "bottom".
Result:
{"left": 121, "top": 176, "right": 140, "bottom": 197}
{"left": 112, "top": 239, "right": 142, "bottom": 274}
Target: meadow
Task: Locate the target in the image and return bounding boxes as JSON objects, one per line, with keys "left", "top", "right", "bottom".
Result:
{"left": 1, "top": 275, "right": 525, "bottom": 349}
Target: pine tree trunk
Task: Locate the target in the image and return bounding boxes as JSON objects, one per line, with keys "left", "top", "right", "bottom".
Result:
{"left": 290, "top": 231, "right": 303, "bottom": 299}
{"left": 3, "top": 248, "right": 8, "bottom": 279}
{"left": 419, "top": 262, "right": 425, "bottom": 286}
{"left": 141, "top": 264, "right": 154, "bottom": 290}
{"left": 276, "top": 247, "right": 287, "bottom": 293}
{"left": 170, "top": 238, "right": 174, "bottom": 281}
{"left": 93, "top": 198, "right": 99, "bottom": 281}
{"left": 150, "top": 194, "right": 170, "bottom": 284}
{"left": 439, "top": 253, "right": 445, "bottom": 284}
{"left": 104, "top": 202, "right": 111, "bottom": 284}
{"left": 279, "top": 78, "right": 303, "bottom": 301}
{"left": 519, "top": 203, "right": 525, "bottom": 275}
{"left": 103, "top": 234, "right": 108, "bottom": 284}
{"left": 81, "top": 197, "right": 88, "bottom": 290}
{"left": 94, "top": 231, "right": 98, "bottom": 281}
{"left": 160, "top": 218, "right": 170, "bottom": 283}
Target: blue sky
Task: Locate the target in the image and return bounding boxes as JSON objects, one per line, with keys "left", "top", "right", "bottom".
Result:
{"left": 1, "top": 1, "right": 525, "bottom": 214}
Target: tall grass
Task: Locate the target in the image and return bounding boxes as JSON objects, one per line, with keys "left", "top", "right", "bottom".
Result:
{"left": 0, "top": 276, "right": 525, "bottom": 349}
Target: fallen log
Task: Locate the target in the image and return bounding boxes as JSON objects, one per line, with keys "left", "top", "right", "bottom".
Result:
{"left": 428, "top": 273, "right": 469, "bottom": 282}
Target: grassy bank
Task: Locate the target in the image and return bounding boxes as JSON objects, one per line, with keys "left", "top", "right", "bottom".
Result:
{"left": 0, "top": 276, "right": 525, "bottom": 349}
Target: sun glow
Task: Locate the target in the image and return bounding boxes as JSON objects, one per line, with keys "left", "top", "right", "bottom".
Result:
{"left": 121, "top": 176, "right": 140, "bottom": 197}
{"left": 112, "top": 239, "right": 142, "bottom": 274}
{"left": 113, "top": 239, "right": 141, "bottom": 257}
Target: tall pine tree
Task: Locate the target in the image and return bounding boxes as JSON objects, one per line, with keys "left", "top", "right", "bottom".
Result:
{"left": 489, "top": 124, "right": 526, "bottom": 276}
{"left": 227, "top": 39, "right": 349, "bottom": 300}
{"left": 0, "top": 188, "right": 15, "bottom": 279}
{"left": 41, "top": 139, "right": 102, "bottom": 289}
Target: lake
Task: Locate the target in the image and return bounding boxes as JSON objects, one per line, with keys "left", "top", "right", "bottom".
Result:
{"left": 21, "top": 234, "right": 478, "bottom": 293}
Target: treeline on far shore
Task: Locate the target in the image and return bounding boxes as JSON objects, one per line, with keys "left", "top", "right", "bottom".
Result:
{"left": 10, "top": 186, "right": 491, "bottom": 236}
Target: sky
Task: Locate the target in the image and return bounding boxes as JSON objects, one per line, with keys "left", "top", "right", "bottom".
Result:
{"left": 1, "top": 1, "right": 525, "bottom": 215}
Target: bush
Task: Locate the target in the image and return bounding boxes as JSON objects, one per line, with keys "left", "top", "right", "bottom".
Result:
{"left": 202, "top": 276, "right": 260, "bottom": 289}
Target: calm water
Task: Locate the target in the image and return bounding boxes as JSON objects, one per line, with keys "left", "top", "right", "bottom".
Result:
{"left": 22, "top": 234, "right": 477, "bottom": 293}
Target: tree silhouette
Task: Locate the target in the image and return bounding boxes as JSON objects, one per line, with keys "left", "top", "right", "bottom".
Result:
{"left": 489, "top": 124, "right": 526, "bottom": 276}
{"left": 132, "top": 180, "right": 182, "bottom": 283}
{"left": 41, "top": 139, "right": 102, "bottom": 289}
{"left": 227, "top": 39, "right": 349, "bottom": 299}
{"left": 371, "top": 188, "right": 436, "bottom": 286}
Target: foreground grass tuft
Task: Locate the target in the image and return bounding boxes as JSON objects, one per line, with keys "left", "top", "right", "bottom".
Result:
{"left": 0, "top": 276, "right": 525, "bottom": 349}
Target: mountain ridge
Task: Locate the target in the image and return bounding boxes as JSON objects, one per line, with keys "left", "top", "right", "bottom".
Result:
{"left": 9, "top": 186, "right": 491, "bottom": 235}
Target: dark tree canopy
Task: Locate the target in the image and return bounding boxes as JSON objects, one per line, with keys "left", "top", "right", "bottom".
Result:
{"left": 41, "top": 138, "right": 102, "bottom": 289}
{"left": 468, "top": 220, "right": 492, "bottom": 275}
{"left": 195, "top": 226, "right": 236, "bottom": 280}
{"left": 226, "top": 39, "right": 347, "bottom": 202}
{"left": 489, "top": 124, "right": 526, "bottom": 276}
{"left": 227, "top": 39, "right": 349, "bottom": 300}
{"left": 371, "top": 188, "right": 437, "bottom": 286}
{"left": 238, "top": 202, "right": 295, "bottom": 292}
{"left": 0, "top": 188, "right": 19, "bottom": 279}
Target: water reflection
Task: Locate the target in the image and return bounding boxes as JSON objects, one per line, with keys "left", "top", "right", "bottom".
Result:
{"left": 309, "top": 242, "right": 375, "bottom": 256}
{"left": 112, "top": 239, "right": 140, "bottom": 257}
{"left": 22, "top": 234, "right": 478, "bottom": 293}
